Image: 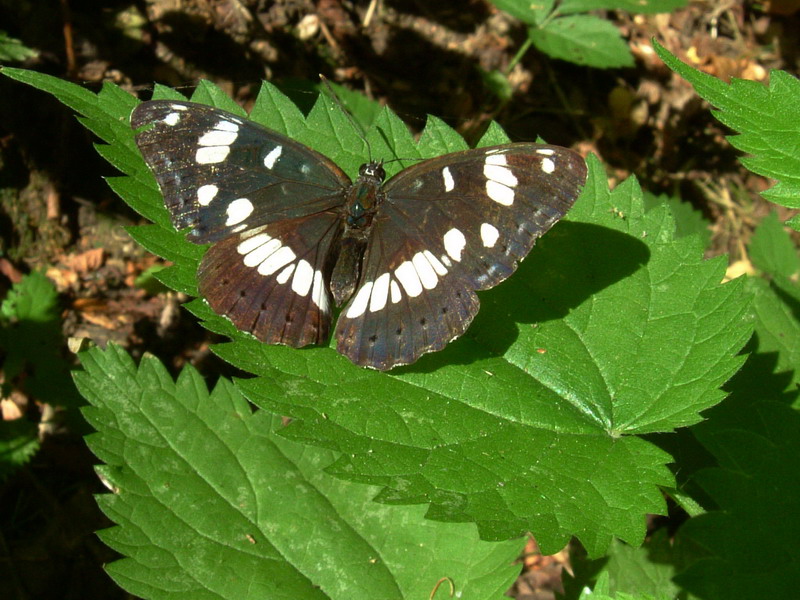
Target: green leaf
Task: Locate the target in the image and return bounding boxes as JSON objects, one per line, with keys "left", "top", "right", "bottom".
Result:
{"left": 487, "top": 0, "right": 554, "bottom": 25}
{"left": 0, "top": 272, "right": 82, "bottom": 412}
{"left": 319, "top": 80, "right": 383, "bottom": 131}
{"left": 748, "top": 211, "right": 800, "bottom": 279}
{"left": 0, "top": 418, "right": 39, "bottom": 481}
{"left": 74, "top": 345, "right": 523, "bottom": 600}
{"left": 134, "top": 264, "right": 170, "bottom": 295}
{"left": 654, "top": 42, "right": 800, "bottom": 223}
{"left": 557, "top": 0, "right": 688, "bottom": 15}
{"left": 677, "top": 402, "right": 800, "bottom": 600}
{"left": 479, "top": 67, "right": 514, "bottom": 103}
{"left": 642, "top": 192, "right": 711, "bottom": 248}
{"left": 0, "top": 31, "right": 38, "bottom": 62}
{"left": 744, "top": 273, "right": 800, "bottom": 396}
{"left": 529, "top": 15, "right": 634, "bottom": 68}
{"left": 566, "top": 530, "right": 680, "bottom": 600}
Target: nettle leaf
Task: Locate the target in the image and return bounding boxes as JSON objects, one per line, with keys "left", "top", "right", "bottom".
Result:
{"left": 742, "top": 213, "right": 800, "bottom": 394}
{"left": 749, "top": 211, "right": 800, "bottom": 279}
{"left": 654, "top": 42, "right": 800, "bottom": 230}
{"left": 6, "top": 74, "right": 753, "bottom": 557}
{"left": 74, "top": 344, "right": 522, "bottom": 600}
{"left": 642, "top": 192, "right": 711, "bottom": 248}
{"left": 528, "top": 15, "right": 634, "bottom": 69}
{"left": 677, "top": 402, "right": 800, "bottom": 600}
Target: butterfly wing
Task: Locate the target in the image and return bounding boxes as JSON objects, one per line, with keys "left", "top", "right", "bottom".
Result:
{"left": 334, "top": 144, "right": 587, "bottom": 370}
{"left": 132, "top": 100, "right": 351, "bottom": 243}
{"left": 132, "top": 100, "right": 350, "bottom": 347}
{"left": 198, "top": 211, "right": 341, "bottom": 347}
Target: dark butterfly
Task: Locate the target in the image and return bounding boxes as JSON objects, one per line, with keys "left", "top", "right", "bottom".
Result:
{"left": 131, "top": 99, "right": 587, "bottom": 370}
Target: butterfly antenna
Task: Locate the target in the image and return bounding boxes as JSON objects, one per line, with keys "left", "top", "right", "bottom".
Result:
{"left": 319, "top": 75, "right": 374, "bottom": 163}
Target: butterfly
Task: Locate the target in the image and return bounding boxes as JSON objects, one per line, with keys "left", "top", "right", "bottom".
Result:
{"left": 131, "top": 99, "right": 587, "bottom": 370}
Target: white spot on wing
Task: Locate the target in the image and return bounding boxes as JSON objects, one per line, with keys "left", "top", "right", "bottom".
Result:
{"left": 485, "top": 153, "right": 508, "bottom": 165}
{"left": 243, "top": 238, "right": 281, "bottom": 267}
{"left": 214, "top": 120, "right": 240, "bottom": 132}
{"left": 276, "top": 263, "right": 295, "bottom": 284}
{"left": 541, "top": 157, "right": 555, "bottom": 173}
{"left": 163, "top": 112, "right": 180, "bottom": 126}
{"left": 197, "top": 184, "right": 218, "bottom": 206}
{"left": 196, "top": 146, "right": 230, "bottom": 164}
{"left": 369, "top": 273, "right": 391, "bottom": 312}
{"left": 536, "top": 148, "right": 555, "bottom": 156}
{"left": 238, "top": 225, "right": 267, "bottom": 240}
{"left": 257, "top": 246, "right": 295, "bottom": 275}
{"left": 169, "top": 104, "right": 188, "bottom": 111}
{"left": 486, "top": 180, "right": 514, "bottom": 206}
{"left": 423, "top": 250, "right": 448, "bottom": 276}
{"left": 199, "top": 130, "right": 238, "bottom": 146}
{"left": 225, "top": 198, "right": 254, "bottom": 226}
{"left": 443, "top": 228, "right": 466, "bottom": 262}
{"left": 412, "top": 252, "right": 438, "bottom": 289}
{"left": 263, "top": 145, "right": 283, "bottom": 169}
{"left": 291, "top": 260, "right": 314, "bottom": 297}
{"left": 237, "top": 232, "right": 272, "bottom": 255}
{"left": 442, "top": 167, "right": 454, "bottom": 192}
{"left": 484, "top": 164, "right": 518, "bottom": 188}
{"left": 390, "top": 280, "right": 402, "bottom": 304}
{"left": 480, "top": 223, "right": 499, "bottom": 248}
{"left": 311, "top": 270, "right": 328, "bottom": 312}
{"left": 394, "top": 261, "right": 423, "bottom": 297}
{"left": 346, "top": 281, "right": 373, "bottom": 318}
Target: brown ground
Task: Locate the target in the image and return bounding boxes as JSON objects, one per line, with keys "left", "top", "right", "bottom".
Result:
{"left": 0, "top": 1, "right": 797, "bottom": 598}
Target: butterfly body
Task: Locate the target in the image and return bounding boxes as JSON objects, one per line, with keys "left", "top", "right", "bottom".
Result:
{"left": 132, "top": 99, "right": 587, "bottom": 370}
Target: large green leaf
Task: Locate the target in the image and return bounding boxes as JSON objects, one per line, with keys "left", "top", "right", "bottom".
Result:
{"left": 75, "top": 345, "right": 522, "bottom": 600}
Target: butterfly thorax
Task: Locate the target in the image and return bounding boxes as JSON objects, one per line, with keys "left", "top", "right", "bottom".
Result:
{"left": 330, "top": 161, "right": 386, "bottom": 307}
{"left": 345, "top": 161, "right": 386, "bottom": 227}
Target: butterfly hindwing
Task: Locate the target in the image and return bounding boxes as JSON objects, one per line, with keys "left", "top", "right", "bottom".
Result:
{"left": 335, "top": 144, "right": 586, "bottom": 369}
{"left": 131, "top": 100, "right": 351, "bottom": 244}
{"left": 198, "top": 211, "right": 341, "bottom": 347}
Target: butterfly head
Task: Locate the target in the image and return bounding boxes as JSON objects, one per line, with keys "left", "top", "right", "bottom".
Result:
{"left": 358, "top": 161, "right": 386, "bottom": 183}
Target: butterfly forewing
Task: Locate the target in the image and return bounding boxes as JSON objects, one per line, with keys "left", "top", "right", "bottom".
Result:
{"left": 198, "top": 211, "right": 341, "bottom": 347}
{"left": 131, "top": 101, "right": 351, "bottom": 244}
{"left": 335, "top": 144, "right": 587, "bottom": 369}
